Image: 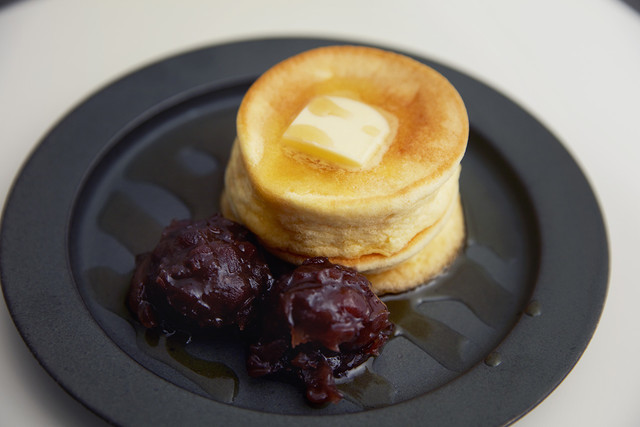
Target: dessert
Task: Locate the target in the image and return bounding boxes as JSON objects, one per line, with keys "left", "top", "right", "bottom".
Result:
{"left": 127, "top": 44, "right": 469, "bottom": 404}
{"left": 127, "top": 214, "right": 273, "bottom": 333}
{"left": 222, "top": 45, "right": 468, "bottom": 293}
{"left": 247, "top": 257, "right": 393, "bottom": 404}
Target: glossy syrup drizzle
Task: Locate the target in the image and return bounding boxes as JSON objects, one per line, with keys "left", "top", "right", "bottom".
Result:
{"left": 337, "top": 361, "right": 397, "bottom": 408}
{"left": 87, "top": 266, "right": 239, "bottom": 401}
{"left": 140, "top": 330, "right": 238, "bottom": 403}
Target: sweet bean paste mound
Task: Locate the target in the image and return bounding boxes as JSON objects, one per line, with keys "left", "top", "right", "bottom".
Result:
{"left": 127, "top": 214, "right": 393, "bottom": 404}
{"left": 128, "top": 214, "right": 274, "bottom": 334}
{"left": 247, "top": 257, "right": 394, "bottom": 404}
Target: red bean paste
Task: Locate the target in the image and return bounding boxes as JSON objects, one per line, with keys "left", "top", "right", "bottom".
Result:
{"left": 127, "top": 214, "right": 273, "bottom": 333}
{"left": 247, "top": 257, "right": 394, "bottom": 404}
{"left": 127, "top": 215, "right": 393, "bottom": 404}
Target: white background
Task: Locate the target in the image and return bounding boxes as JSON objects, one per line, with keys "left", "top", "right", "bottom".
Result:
{"left": 1, "top": 0, "right": 639, "bottom": 425}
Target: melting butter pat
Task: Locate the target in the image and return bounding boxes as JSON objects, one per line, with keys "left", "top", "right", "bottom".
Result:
{"left": 283, "top": 96, "right": 390, "bottom": 168}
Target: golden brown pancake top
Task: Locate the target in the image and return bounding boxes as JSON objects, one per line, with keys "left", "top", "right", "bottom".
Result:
{"left": 236, "top": 44, "right": 468, "bottom": 213}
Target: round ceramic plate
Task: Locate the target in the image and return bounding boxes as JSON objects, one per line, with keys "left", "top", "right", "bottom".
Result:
{"left": 0, "top": 38, "right": 608, "bottom": 426}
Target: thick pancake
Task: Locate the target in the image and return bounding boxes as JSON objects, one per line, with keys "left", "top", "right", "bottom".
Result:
{"left": 222, "top": 191, "right": 466, "bottom": 295}
{"left": 222, "top": 177, "right": 459, "bottom": 272}
{"left": 235, "top": 45, "right": 468, "bottom": 215}
{"left": 365, "top": 196, "right": 465, "bottom": 294}
{"left": 223, "top": 45, "right": 469, "bottom": 293}
{"left": 223, "top": 140, "right": 461, "bottom": 260}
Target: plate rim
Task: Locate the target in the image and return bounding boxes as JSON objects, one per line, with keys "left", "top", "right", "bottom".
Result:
{"left": 0, "top": 36, "right": 609, "bottom": 426}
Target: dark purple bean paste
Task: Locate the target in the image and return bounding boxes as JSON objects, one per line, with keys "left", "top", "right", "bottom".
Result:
{"left": 247, "top": 257, "right": 394, "bottom": 404}
{"left": 127, "top": 214, "right": 273, "bottom": 334}
{"left": 128, "top": 214, "right": 393, "bottom": 405}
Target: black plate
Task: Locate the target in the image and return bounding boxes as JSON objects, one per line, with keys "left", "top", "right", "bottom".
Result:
{"left": 0, "top": 38, "right": 608, "bottom": 426}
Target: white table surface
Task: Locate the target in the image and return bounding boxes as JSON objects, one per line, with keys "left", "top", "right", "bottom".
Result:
{"left": 1, "top": 0, "right": 639, "bottom": 425}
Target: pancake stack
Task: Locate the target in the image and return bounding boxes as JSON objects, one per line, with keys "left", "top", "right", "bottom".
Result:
{"left": 222, "top": 45, "right": 468, "bottom": 294}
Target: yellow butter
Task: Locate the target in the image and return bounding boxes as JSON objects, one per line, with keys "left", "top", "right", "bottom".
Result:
{"left": 282, "top": 96, "right": 390, "bottom": 169}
